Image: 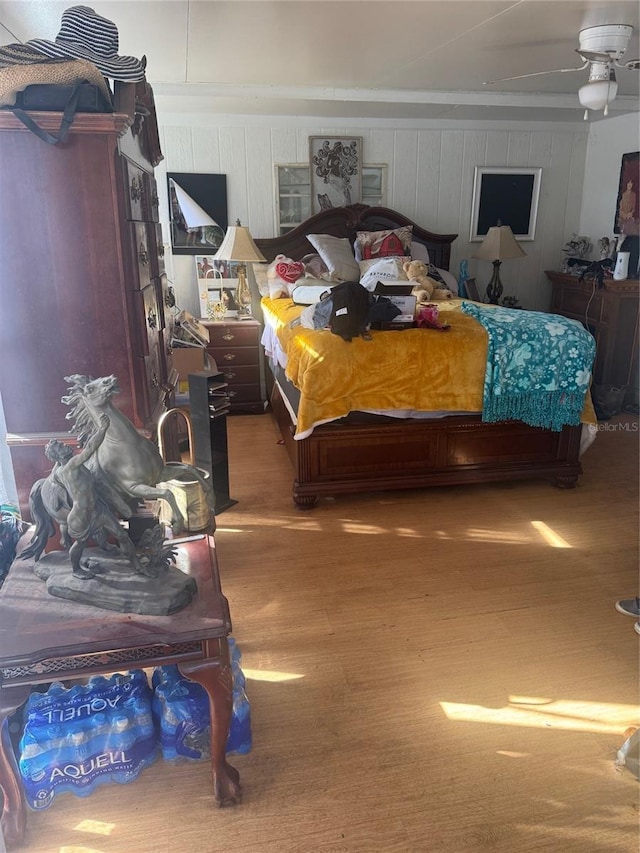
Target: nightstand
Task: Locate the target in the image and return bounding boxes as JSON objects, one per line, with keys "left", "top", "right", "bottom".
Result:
{"left": 202, "top": 318, "right": 265, "bottom": 413}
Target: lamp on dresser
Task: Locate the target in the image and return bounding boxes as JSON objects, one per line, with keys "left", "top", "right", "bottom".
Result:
{"left": 473, "top": 222, "right": 526, "bottom": 304}
{"left": 213, "top": 220, "right": 266, "bottom": 317}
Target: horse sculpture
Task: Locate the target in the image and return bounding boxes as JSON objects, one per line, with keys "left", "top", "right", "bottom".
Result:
{"left": 61, "top": 374, "right": 214, "bottom": 534}
{"left": 21, "top": 415, "right": 151, "bottom": 578}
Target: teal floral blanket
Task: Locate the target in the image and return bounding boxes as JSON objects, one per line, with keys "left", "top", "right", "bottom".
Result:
{"left": 461, "top": 303, "right": 595, "bottom": 431}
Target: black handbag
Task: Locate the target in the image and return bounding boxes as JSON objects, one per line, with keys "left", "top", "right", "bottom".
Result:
{"left": 11, "top": 81, "right": 113, "bottom": 145}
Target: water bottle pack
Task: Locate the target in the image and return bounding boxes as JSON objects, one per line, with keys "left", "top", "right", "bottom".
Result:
{"left": 18, "top": 670, "right": 158, "bottom": 810}
{"left": 152, "top": 638, "right": 252, "bottom": 761}
{"left": 16, "top": 641, "right": 251, "bottom": 809}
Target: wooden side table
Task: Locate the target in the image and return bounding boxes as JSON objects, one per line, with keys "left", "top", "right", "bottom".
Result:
{"left": 0, "top": 533, "right": 241, "bottom": 850}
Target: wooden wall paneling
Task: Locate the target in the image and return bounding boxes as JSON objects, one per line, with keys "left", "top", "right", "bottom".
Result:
{"left": 271, "top": 127, "right": 298, "bottom": 164}
{"left": 245, "top": 127, "right": 274, "bottom": 236}
{"left": 219, "top": 127, "right": 248, "bottom": 220}
{"left": 415, "top": 130, "right": 442, "bottom": 230}
{"left": 484, "top": 131, "right": 509, "bottom": 164}
{"left": 368, "top": 128, "right": 396, "bottom": 203}
{"left": 157, "top": 118, "right": 589, "bottom": 312}
{"left": 391, "top": 130, "right": 419, "bottom": 218}
{"left": 507, "top": 130, "right": 532, "bottom": 166}
{"left": 163, "top": 125, "right": 194, "bottom": 171}
{"left": 192, "top": 126, "right": 222, "bottom": 173}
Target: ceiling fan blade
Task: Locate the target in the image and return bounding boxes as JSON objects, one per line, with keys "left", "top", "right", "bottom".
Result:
{"left": 484, "top": 62, "right": 588, "bottom": 85}
{"left": 622, "top": 58, "right": 640, "bottom": 70}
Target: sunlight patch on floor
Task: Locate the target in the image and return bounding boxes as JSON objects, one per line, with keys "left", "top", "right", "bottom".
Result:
{"left": 440, "top": 697, "right": 640, "bottom": 734}
{"left": 73, "top": 819, "right": 115, "bottom": 836}
{"left": 341, "top": 521, "right": 387, "bottom": 534}
{"left": 530, "top": 520, "right": 572, "bottom": 548}
{"left": 463, "top": 527, "right": 532, "bottom": 544}
{"left": 60, "top": 846, "right": 107, "bottom": 853}
{"left": 243, "top": 668, "right": 304, "bottom": 682}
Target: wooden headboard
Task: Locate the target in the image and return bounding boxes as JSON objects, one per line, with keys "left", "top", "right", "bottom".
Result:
{"left": 255, "top": 203, "right": 458, "bottom": 271}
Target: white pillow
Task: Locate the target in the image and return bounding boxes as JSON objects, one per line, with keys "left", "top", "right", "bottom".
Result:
{"left": 291, "top": 281, "right": 332, "bottom": 305}
{"left": 307, "top": 234, "right": 360, "bottom": 282}
{"left": 359, "top": 256, "right": 408, "bottom": 291}
{"left": 252, "top": 263, "right": 269, "bottom": 297}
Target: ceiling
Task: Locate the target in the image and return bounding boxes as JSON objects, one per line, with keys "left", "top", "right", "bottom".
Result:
{"left": 1, "top": 0, "right": 639, "bottom": 123}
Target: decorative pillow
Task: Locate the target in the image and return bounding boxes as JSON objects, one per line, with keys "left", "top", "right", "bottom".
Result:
{"left": 410, "top": 240, "right": 430, "bottom": 264}
{"left": 358, "top": 256, "right": 408, "bottom": 291}
{"left": 355, "top": 226, "right": 413, "bottom": 261}
{"left": 307, "top": 234, "right": 360, "bottom": 282}
{"left": 301, "top": 252, "right": 332, "bottom": 281}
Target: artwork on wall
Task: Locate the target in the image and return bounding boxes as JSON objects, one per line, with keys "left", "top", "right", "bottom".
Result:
{"left": 470, "top": 167, "right": 542, "bottom": 242}
{"left": 309, "top": 136, "right": 363, "bottom": 214}
{"left": 614, "top": 151, "right": 639, "bottom": 237}
{"left": 168, "top": 173, "right": 227, "bottom": 254}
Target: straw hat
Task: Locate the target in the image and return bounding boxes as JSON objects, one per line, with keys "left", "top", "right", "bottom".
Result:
{"left": 26, "top": 6, "right": 145, "bottom": 82}
{"left": 0, "top": 56, "right": 112, "bottom": 108}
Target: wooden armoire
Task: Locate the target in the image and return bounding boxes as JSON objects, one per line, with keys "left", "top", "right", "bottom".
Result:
{"left": 0, "top": 81, "right": 176, "bottom": 516}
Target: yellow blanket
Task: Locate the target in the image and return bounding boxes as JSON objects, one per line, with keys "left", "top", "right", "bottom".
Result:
{"left": 262, "top": 297, "right": 596, "bottom": 438}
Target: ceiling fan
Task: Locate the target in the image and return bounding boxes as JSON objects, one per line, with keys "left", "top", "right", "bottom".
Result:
{"left": 485, "top": 24, "right": 639, "bottom": 118}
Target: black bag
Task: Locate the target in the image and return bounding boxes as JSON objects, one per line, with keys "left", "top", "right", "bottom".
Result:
{"left": 12, "top": 81, "right": 113, "bottom": 145}
{"left": 323, "top": 281, "right": 373, "bottom": 342}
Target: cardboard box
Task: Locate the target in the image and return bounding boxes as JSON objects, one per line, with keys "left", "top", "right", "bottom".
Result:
{"left": 172, "top": 346, "right": 206, "bottom": 394}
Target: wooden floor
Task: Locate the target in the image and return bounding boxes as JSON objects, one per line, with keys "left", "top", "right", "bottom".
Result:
{"left": 15, "top": 413, "right": 640, "bottom": 852}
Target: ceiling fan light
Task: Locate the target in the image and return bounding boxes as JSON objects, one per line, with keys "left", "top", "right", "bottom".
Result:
{"left": 578, "top": 77, "right": 618, "bottom": 111}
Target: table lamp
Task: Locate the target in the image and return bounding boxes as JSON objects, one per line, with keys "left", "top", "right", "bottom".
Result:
{"left": 473, "top": 222, "right": 526, "bottom": 304}
{"left": 213, "top": 220, "right": 266, "bottom": 317}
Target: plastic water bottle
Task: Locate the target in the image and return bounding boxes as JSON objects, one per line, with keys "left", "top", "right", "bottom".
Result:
{"left": 153, "top": 639, "right": 252, "bottom": 760}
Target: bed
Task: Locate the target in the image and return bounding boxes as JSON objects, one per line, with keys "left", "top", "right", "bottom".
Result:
{"left": 254, "top": 203, "right": 595, "bottom": 509}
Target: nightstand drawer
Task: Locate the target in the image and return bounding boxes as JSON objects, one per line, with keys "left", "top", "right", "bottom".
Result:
{"left": 208, "top": 346, "right": 259, "bottom": 367}
{"left": 206, "top": 323, "right": 260, "bottom": 348}
{"left": 218, "top": 364, "right": 260, "bottom": 385}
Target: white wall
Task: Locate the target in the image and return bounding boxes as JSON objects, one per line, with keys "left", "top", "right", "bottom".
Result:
{"left": 155, "top": 114, "right": 590, "bottom": 315}
{"left": 579, "top": 112, "right": 640, "bottom": 254}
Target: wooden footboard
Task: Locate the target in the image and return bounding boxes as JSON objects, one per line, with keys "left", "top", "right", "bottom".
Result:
{"left": 270, "top": 382, "right": 583, "bottom": 509}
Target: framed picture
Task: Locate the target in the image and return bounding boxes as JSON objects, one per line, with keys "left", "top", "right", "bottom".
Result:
{"left": 309, "top": 136, "right": 363, "bottom": 214}
{"left": 168, "top": 172, "right": 227, "bottom": 254}
{"left": 196, "top": 255, "right": 240, "bottom": 318}
{"left": 464, "top": 277, "right": 481, "bottom": 301}
{"left": 470, "top": 167, "right": 542, "bottom": 241}
{"left": 614, "top": 151, "right": 639, "bottom": 236}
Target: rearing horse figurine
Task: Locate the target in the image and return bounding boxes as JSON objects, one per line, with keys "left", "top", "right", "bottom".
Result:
{"left": 62, "top": 375, "right": 215, "bottom": 534}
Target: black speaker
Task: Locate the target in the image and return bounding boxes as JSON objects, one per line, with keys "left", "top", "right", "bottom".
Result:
{"left": 188, "top": 370, "right": 237, "bottom": 513}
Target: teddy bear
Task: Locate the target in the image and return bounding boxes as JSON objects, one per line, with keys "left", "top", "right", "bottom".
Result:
{"left": 403, "top": 260, "right": 452, "bottom": 303}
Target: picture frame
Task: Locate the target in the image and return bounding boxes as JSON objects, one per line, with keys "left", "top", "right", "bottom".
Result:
{"left": 196, "top": 255, "right": 240, "bottom": 319}
{"left": 464, "top": 277, "right": 481, "bottom": 301}
{"left": 309, "top": 136, "right": 363, "bottom": 215}
{"left": 168, "top": 172, "right": 227, "bottom": 255}
{"left": 614, "top": 151, "right": 639, "bottom": 236}
{"left": 470, "top": 167, "right": 542, "bottom": 242}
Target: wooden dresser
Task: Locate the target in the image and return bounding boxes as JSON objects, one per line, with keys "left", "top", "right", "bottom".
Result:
{"left": 203, "top": 319, "right": 265, "bottom": 413}
{"left": 0, "top": 82, "right": 176, "bottom": 515}
{"left": 546, "top": 270, "right": 639, "bottom": 408}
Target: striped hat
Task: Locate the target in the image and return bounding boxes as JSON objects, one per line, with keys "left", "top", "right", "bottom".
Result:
{"left": 26, "top": 6, "right": 145, "bottom": 82}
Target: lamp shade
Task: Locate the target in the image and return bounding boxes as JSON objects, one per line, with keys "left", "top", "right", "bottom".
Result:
{"left": 213, "top": 220, "right": 266, "bottom": 263}
{"left": 473, "top": 224, "right": 526, "bottom": 261}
